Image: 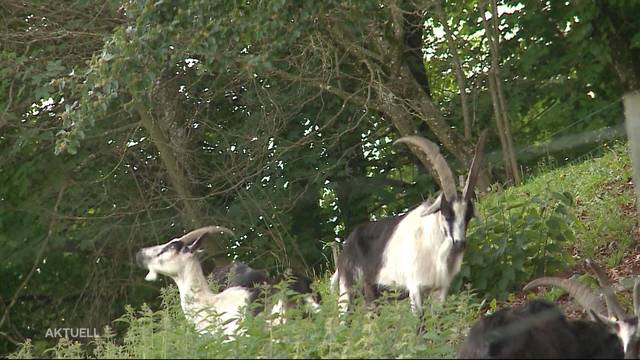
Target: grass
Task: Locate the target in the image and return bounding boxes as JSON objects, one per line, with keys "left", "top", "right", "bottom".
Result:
{"left": 9, "top": 142, "right": 637, "bottom": 359}
{"left": 9, "top": 283, "right": 482, "bottom": 359}
{"left": 481, "top": 142, "right": 635, "bottom": 267}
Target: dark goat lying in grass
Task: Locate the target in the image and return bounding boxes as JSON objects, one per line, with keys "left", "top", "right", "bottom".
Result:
{"left": 458, "top": 299, "right": 623, "bottom": 359}
{"left": 524, "top": 258, "right": 640, "bottom": 358}
{"left": 210, "top": 261, "right": 321, "bottom": 320}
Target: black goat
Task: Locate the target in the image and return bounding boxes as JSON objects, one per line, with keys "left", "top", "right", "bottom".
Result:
{"left": 458, "top": 299, "right": 623, "bottom": 359}
{"left": 210, "top": 261, "right": 270, "bottom": 289}
{"left": 524, "top": 258, "right": 640, "bottom": 358}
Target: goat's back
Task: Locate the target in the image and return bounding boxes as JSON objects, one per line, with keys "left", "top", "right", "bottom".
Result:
{"left": 210, "top": 262, "right": 321, "bottom": 315}
{"left": 273, "top": 271, "right": 322, "bottom": 305}
{"left": 458, "top": 299, "right": 582, "bottom": 359}
{"left": 338, "top": 214, "right": 406, "bottom": 285}
{"left": 211, "top": 262, "right": 270, "bottom": 289}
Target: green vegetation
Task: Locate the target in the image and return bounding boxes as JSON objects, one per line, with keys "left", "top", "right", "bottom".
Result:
{"left": 10, "top": 282, "right": 482, "bottom": 359}
{"left": 9, "top": 142, "right": 635, "bottom": 359}
{"left": 3, "top": 0, "right": 640, "bottom": 357}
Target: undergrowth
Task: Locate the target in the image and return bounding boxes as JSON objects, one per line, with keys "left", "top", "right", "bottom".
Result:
{"left": 9, "top": 282, "right": 481, "bottom": 359}
{"left": 9, "top": 142, "right": 635, "bottom": 358}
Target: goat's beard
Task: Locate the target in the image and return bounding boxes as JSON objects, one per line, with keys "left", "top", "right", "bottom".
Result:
{"left": 145, "top": 270, "right": 159, "bottom": 281}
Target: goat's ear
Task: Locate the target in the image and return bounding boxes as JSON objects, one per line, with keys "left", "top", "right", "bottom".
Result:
{"left": 421, "top": 195, "right": 443, "bottom": 216}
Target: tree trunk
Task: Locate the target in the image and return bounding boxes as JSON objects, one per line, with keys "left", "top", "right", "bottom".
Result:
{"left": 480, "top": 0, "right": 520, "bottom": 184}
{"left": 434, "top": 1, "right": 472, "bottom": 140}
{"left": 137, "top": 104, "right": 229, "bottom": 265}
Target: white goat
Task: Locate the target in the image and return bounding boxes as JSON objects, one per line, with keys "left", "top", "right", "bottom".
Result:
{"left": 136, "top": 226, "right": 254, "bottom": 337}
{"left": 333, "top": 131, "right": 488, "bottom": 317}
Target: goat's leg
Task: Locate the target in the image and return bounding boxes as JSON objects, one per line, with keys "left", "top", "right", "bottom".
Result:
{"left": 363, "top": 281, "right": 378, "bottom": 308}
{"left": 434, "top": 287, "right": 448, "bottom": 302}
{"left": 409, "top": 286, "right": 427, "bottom": 335}
{"left": 409, "top": 287, "right": 423, "bottom": 316}
{"left": 363, "top": 281, "right": 380, "bottom": 319}
{"left": 337, "top": 274, "right": 351, "bottom": 323}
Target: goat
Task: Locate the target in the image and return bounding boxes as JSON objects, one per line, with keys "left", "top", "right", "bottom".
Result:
{"left": 524, "top": 258, "right": 640, "bottom": 358}
{"left": 210, "top": 261, "right": 270, "bottom": 289}
{"left": 458, "top": 298, "right": 623, "bottom": 358}
{"left": 210, "top": 262, "right": 322, "bottom": 320}
{"left": 333, "top": 130, "right": 488, "bottom": 318}
{"left": 136, "top": 227, "right": 323, "bottom": 336}
{"left": 136, "top": 226, "right": 258, "bottom": 337}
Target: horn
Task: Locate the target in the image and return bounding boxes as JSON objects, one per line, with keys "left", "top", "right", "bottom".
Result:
{"left": 394, "top": 136, "right": 457, "bottom": 200}
{"left": 176, "top": 225, "right": 236, "bottom": 245}
{"left": 634, "top": 279, "right": 640, "bottom": 316}
{"left": 524, "top": 277, "right": 607, "bottom": 315}
{"left": 585, "top": 258, "right": 627, "bottom": 320}
{"left": 462, "top": 129, "right": 489, "bottom": 201}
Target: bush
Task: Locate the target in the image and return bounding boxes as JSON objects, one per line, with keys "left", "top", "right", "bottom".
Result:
{"left": 452, "top": 190, "right": 577, "bottom": 299}
{"left": 10, "top": 280, "right": 482, "bottom": 359}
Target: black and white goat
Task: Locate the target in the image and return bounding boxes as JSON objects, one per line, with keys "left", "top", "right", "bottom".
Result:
{"left": 210, "top": 261, "right": 322, "bottom": 321}
{"left": 332, "top": 131, "right": 488, "bottom": 317}
{"left": 458, "top": 298, "right": 623, "bottom": 358}
{"left": 136, "top": 226, "right": 252, "bottom": 337}
{"left": 524, "top": 259, "right": 640, "bottom": 358}
{"left": 136, "top": 227, "right": 322, "bottom": 336}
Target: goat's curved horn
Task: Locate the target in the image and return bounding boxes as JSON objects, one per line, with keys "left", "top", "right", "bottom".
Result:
{"left": 394, "top": 136, "right": 457, "bottom": 200}
{"left": 524, "top": 277, "right": 607, "bottom": 315}
{"left": 462, "top": 129, "right": 489, "bottom": 201}
{"left": 585, "top": 258, "right": 627, "bottom": 320}
{"left": 176, "top": 225, "right": 236, "bottom": 245}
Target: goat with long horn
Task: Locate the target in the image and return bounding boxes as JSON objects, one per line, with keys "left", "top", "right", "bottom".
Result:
{"left": 458, "top": 298, "right": 624, "bottom": 358}
{"left": 332, "top": 130, "right": 488, "bottom": 318}
{"left": 524, "top": 258, "right": 640, "bottom": 358}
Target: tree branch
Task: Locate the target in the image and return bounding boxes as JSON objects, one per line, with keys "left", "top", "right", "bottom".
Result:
{"left": 433, "top": 0, "right": 472, "bottom": 139}
{"left": 0, "top": 184, "right": 66, "bottom": 331}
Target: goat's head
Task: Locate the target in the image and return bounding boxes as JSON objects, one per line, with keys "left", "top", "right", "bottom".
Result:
{"left": 524, "top": 258, "right": 640, "bottom": 358}
{"left": 394, "top": 130, "right": 488, "bottom": 251}
{"left": 136, "top": 225, "right": 235, "bottom": 281}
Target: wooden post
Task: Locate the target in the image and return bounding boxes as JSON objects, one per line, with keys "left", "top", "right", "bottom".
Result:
{"left": 624, "top": 91, "right": 640, "bottom": 213}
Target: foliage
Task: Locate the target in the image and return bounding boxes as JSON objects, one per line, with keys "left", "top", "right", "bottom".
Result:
{"left": 513, "top": 141, "right": 635, "bottom": 267}
{"left": 455, "top": 190, "right": 577, "bottom": 299}
{"left": 9, "top": 280, "right": 481, "bottom": 359}
{"left": 453, "top": 142, "right": 634, "bottom": 298}
{"left": 3, "top": 0, "right": 640, "bottom": 355}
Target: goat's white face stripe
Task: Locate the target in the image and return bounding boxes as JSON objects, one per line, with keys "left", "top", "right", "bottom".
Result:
{"left": 618, "top": 320, "right": 637, "bottom": 353}
{"left": 441, "top": 200, "right": 469, "bottom": 246}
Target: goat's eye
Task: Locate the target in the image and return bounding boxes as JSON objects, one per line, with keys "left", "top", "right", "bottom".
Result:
{"left": 170, "top": 241, "right": 183, "bottom": 251}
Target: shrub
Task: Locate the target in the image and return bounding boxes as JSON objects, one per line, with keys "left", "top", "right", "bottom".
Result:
{"left": 452, "top": 190, "right": 577, "bottom": 299}
{"left": 10, "top": 280, "right": 481, "bottom": 359}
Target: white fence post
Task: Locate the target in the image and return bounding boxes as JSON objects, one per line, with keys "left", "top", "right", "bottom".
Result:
{"left": 624, "top": 91, "right": 640, "bottom": 213}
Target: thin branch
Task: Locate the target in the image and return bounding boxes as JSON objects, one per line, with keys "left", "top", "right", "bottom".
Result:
{"left": 0, "top": 184, "right": 66, "bottom": 331}
{"left": 433, "top": 0, "right": 472, "bottom": 139}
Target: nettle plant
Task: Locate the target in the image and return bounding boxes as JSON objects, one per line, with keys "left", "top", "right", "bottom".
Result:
{"left": 452, "top": 191, "right": 577, "bottom": 299}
